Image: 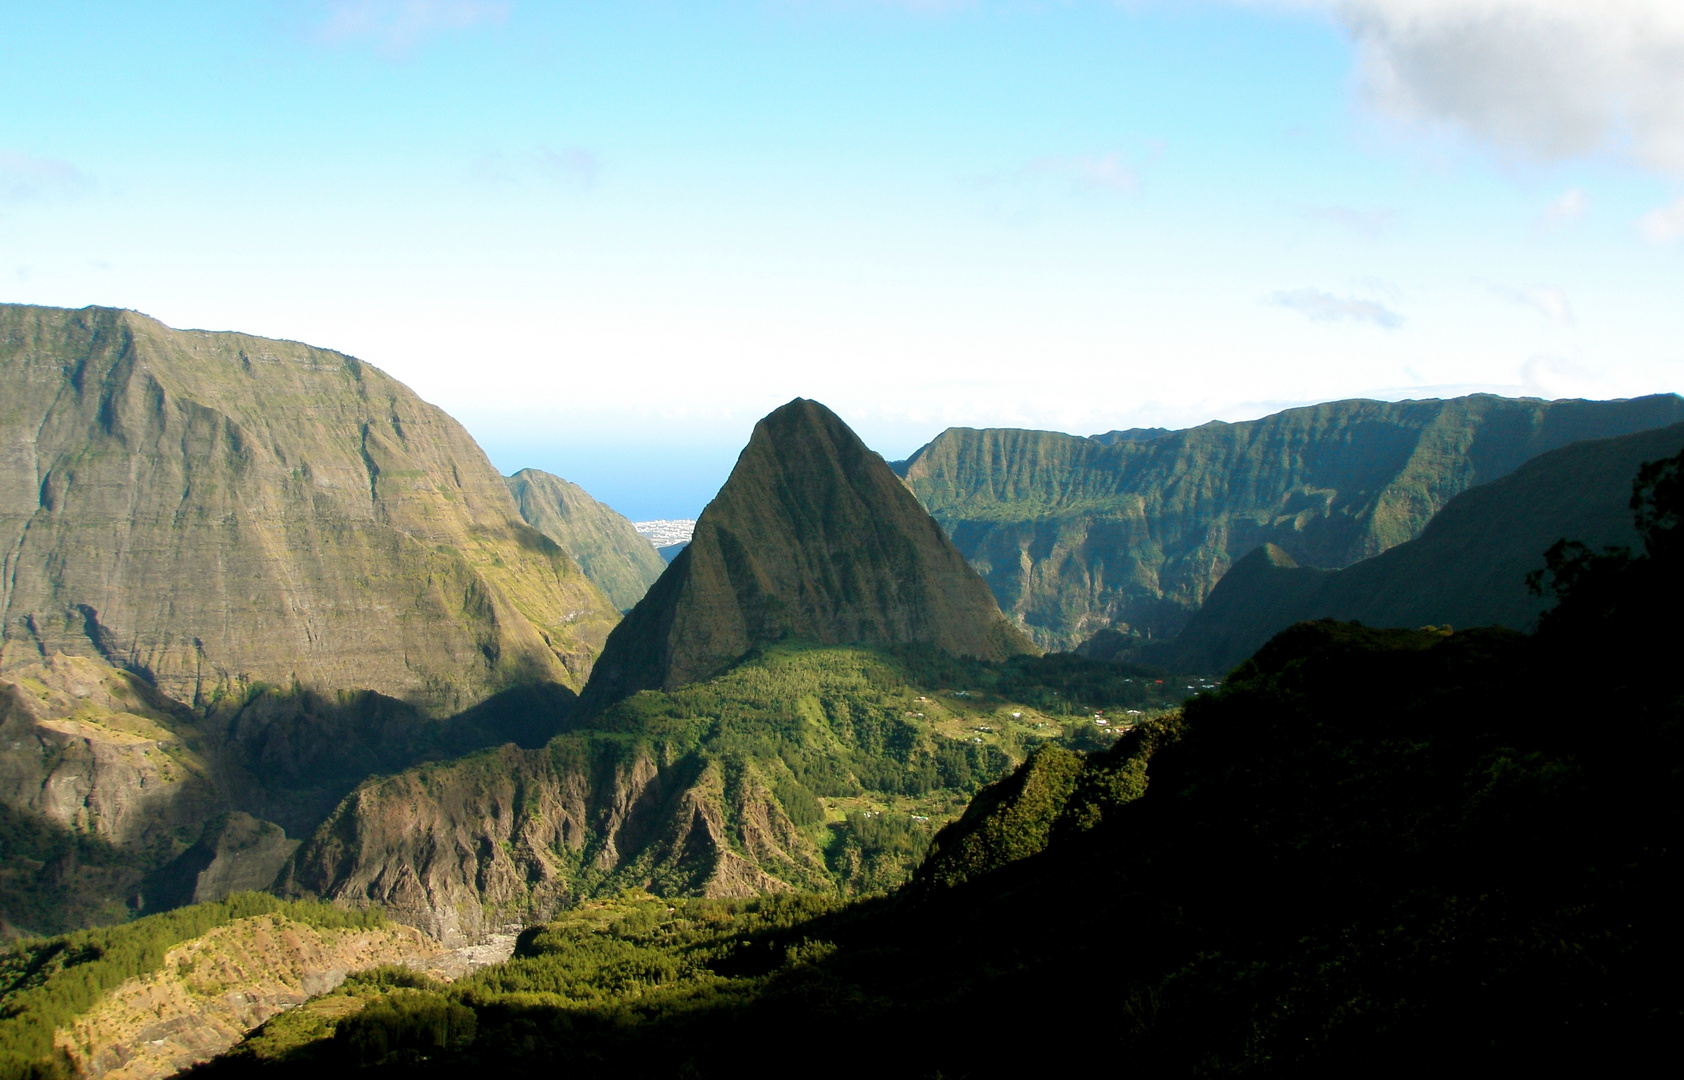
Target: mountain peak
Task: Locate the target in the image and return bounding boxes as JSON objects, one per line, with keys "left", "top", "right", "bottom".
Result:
{"left": 583, "top": 399, "right": 1036, "bottom": 708}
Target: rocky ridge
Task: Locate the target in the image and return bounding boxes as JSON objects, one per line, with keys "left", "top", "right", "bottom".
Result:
{"left": 585, "top": 398, "right": 1035, "bottom": 710}
{"left": 282, "top": 741, "right": 824, "bottom": 946}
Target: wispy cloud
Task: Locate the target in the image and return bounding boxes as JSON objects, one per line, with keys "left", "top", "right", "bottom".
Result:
{"left": 535, "top": 145, "right": 599, "bottom": 189}
{"left": 472, "top": 145, "right": 600, "bottom": 191}
{"left": 1305, "top": 205, "right": 1396, "bottom": 238}
{"left": 315, "top": 0, "right": 511, "bottom": 54}
{"left": 1539, "top": 186, "right": 1588, "bottom": 228}
{"left": 0, "top": 150, "right": 90, "bottom": 201}
{"left": 1488, "top": 282, "right": 1574, "bottom": 325}
{"left": 1025, "top": 152, "right": 1139, "bottom": 193}
{"left": 1269, "top": 287, "right": 1403, "bottom": 329}
{"left": 1639, "top": 194, "right": 1684, "bottom": 244}
{"left": 1247, "top": 1, "right": 1684, "bottom": 177}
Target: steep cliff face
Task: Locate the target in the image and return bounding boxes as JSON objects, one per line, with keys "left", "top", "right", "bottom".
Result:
{"left": 585, "top": 399, "right": 1035, "bottom": 709}
{"left": 1156, "top": 421, "right": 1684, "bottom": 674}
{"left": 901, "top": 393, "right": 1684, "bottom": 648}
{"left": 284, "top": 741, "right": 824, "bottom": 945}
{"left": 505, "top": 468, "right": 667, "bottom": 611}
{"left": 0, "top": 304, "right": 618, "bottom": 713}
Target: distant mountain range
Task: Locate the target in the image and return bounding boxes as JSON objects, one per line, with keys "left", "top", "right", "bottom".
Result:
{"left": 1151, "top": 420, "right": 1684, "bottom": 674}
{"left": 897, "top": 393, "right": 1684, "bottom": 651}
{"left": 507, "top": 470, "right": 667, "bottom": 611}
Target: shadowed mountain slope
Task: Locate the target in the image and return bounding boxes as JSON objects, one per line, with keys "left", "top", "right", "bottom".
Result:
{"left": 505, "top": 469, "right": 666, "bottom": 611}
{"left": 1158, "top": 420, "right": 1684, "bottom": 673}
{"left": 899, "top": 393, "right": 1684, "bottom": 649}
{"left": 583, "top": 399, "right": 1035, "bottom": 710}
{"left": 0, "top": 304, "right": 618, "bottom": 713}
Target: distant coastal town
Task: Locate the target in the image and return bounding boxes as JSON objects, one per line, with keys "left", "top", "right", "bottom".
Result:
{"left": 633, "top": 519, "right": 696, "bottom": 551}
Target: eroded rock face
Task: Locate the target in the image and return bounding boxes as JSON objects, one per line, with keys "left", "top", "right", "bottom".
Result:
{"left": 584, "top": 398, "right": 1036, "bottom": 709}
{"left": 0, "top": 654, "right": 218, "bottom": 848}
{"left": 0, "top": 304, "right": 618, "bottom": 714}
{"left": 285, "top": 743, "right": 826, "bottom": 946}
{"left": 54, "top": 914, "right": 442, "bottom": 1080}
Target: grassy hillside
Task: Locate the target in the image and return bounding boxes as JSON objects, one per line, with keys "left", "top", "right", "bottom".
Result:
{"left": 184, "top": 444, "right": 1683, "bottom": 1076}
{"left": 1161, "top": 420, "right": 1684, "bottom": 673}
{"left": 900, "top": 392, "right": 1684, "bottom": 648}
{"left": 505, "top": 469, "right": 666, "bottom": 612}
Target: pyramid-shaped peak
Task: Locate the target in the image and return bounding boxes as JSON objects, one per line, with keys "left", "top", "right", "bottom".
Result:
{"left": 583, "top": 399, "right": 1036, "bottom": 710}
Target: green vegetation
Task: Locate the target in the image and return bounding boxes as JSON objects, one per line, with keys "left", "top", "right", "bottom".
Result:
{"left": 0, "top": 893, "right": 383, "bottom": 1080}
{"left": 590, "top": 642, "right": 1182, "bottom": 829}
{"left": 900, "top": 392, "right": 1684, "bottom": 648}
{"left": 187, "top": 443, "right": 1684, "bottom": 1076}
{"left": 288, "top": 640, "right": 1192, "bottom": 930}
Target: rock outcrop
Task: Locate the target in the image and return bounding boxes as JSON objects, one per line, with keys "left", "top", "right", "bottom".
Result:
{"left": 505, "top": 468, "right": 667, "bottom": 611}
{"left": 0, "top": 654, "right": 217, "bottom": 848}
{"left": 584, "top": 398, "right": 1035, "bottom": 709}
{"left": 0, "top": 304, "right": 618, "bottom": 714}
{"left": 284, "top": 743, "right": 826, "bottom": 945}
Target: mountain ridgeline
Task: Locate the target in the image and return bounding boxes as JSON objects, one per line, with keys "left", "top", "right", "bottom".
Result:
{"left": 1157, "top": 420, "right": 1684, "bottom": 673}
{"left": 898, "top": 393, "right": 1684, "bottom": 649}
{"left": 0, "top": 304, "right": 618, "bottom": 711}
{"left": 583, "top": 399, "right": 1036, "bottom": 711}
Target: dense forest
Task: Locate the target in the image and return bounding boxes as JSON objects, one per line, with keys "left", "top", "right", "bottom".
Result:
{"left": 161, "top": 446, "right": 1682, "bottom": 1074}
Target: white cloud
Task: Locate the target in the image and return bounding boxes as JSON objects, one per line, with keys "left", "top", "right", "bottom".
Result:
{"left": 1539, "top": 186, "right": 1588, "bottom": 226}
{"left": 1253, "top": 2, "right": 1684, "bottom": 176}
{"left": 1639, "top": 194, "right": 1684, "bottom": 245}
{"left": 0, "top": 150, "right": 89, "bottom": 200}
{"left": 316, "top": 0, "right": 510, "bottom": 53}
{"left": 1488, "top": 282, "right": 1573, "bottom": 325}
{"left": 1269, "top": 287, "right": 1403, "bottom": 328}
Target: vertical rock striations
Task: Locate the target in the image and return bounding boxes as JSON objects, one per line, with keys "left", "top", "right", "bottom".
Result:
{"left": 0, "top": 304, "right": 619, "bottom": 713}
{"left": 900, "top": 393, "right": 1684, "bottom": 648}
{"left": 1157, "top": 421, "right": 1684, "bottom": 673}
{"left": 584, "top": 398, "right": 1036, "bottom": 710}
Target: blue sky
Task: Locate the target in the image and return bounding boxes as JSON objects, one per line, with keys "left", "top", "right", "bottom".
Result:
{"left": 3, "top": 1, "right": 1682, "bottom": 519}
